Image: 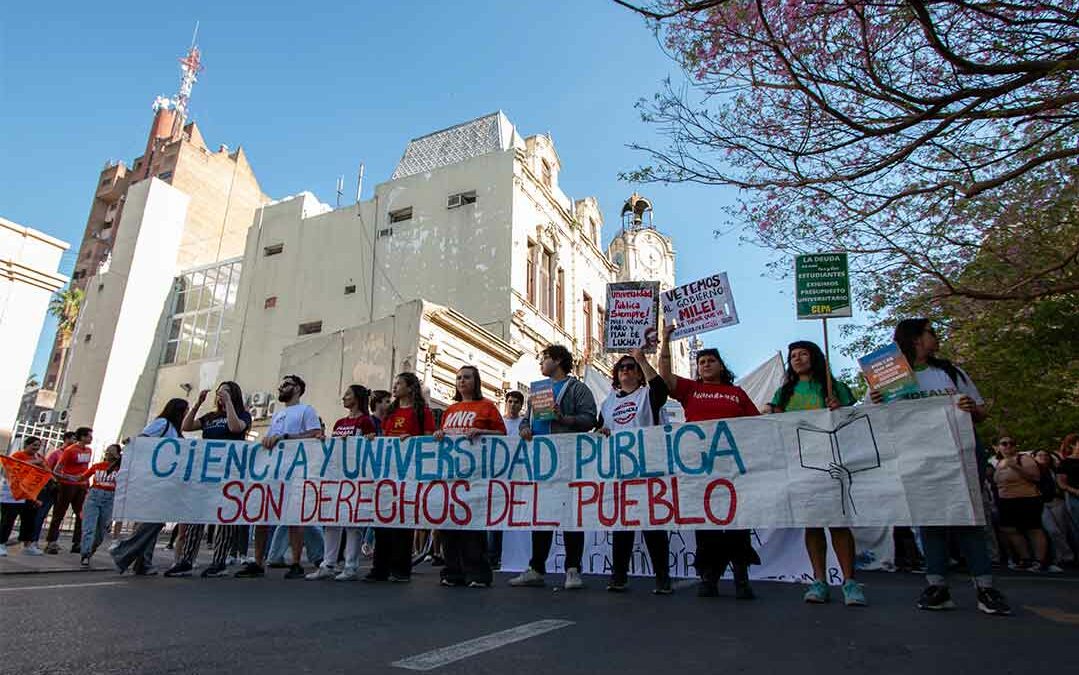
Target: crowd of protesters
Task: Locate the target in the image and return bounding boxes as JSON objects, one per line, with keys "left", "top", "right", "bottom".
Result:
{"left": 4, "top": 317, "right": 1077, "bottom": 619}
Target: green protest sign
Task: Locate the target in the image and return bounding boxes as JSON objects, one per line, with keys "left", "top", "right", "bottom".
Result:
{"left": 795, "top": 253, "right": 852, "bottom": 319}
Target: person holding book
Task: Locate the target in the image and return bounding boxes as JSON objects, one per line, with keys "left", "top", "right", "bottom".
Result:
{"left": 509, "top": 344, "right": 598, "bottom": 590}
{"left": 596, "top": 347, "right": 672, "bottom": 595}
{"left": 768, "top": 341, "right": 865, "bottom": 607}
{"left": 658, "top": 325, "right": 761, "bottom": 600}
{"left": 867, "top": 318, "right": 1011, "bottom": 615}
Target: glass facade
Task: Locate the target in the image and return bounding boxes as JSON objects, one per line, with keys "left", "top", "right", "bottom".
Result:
{"left": 161, "top": 259, "right": 241, "bottom": 365}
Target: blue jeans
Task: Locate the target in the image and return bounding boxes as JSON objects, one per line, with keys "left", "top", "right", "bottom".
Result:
{"left": 80, "top": 488, "right": 115, "bottom": 555}
{"left": 921, "top": 526, "right": 993, "bottom": 588}
{"left": 267, "top": 525, "right": 324, "bottom": 564}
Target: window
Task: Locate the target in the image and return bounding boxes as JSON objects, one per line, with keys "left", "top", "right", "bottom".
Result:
{"left": 582, "top": 293, "right": 593, "bottom": 348}
{"left": 589, "top": 218, "right": 598, "bottom": 244}
{"left": 541, "top": 159, "right": 552, "bottom": 188}
{"left": 539, "top": 247, "right": 553, "bottom": 317}
{"left": 100, "top": 178, "right": 111, "bottom": 187}
{"left": 597, "top": 307, "right": 606, "bottom": 348}
{"left": 263, "top": 243, "right": 284, "bottom": 256}
{"left": 377, "top": 227, "right": 394, "bottom": 238}
{"left": 526, "top": 241, "right": 537, "bottom": 305}
{"left": 389, "top": 207, "right": 413, "bottom": 223}
{"left": 52, "top": 353, "right": 61, "bottom": 364}
{"left": 447, "top": 191, "right": 477, "bottom": 209}
{"left": 264, "top": 296, "right": 277, "bottom": 309}
{"left": 555, "top": 268, "right": 565, "bottom": 328}
{"left": 97, "top": 283, "right": 104, "bottom": 292}
{"left": 344, "top": 284, "right": 356, "bottom": 295}
{"left": 298, "top": 320, "right": 323, "bottom": 336}
{"left": 160, "top": 259, "right": 242, "bottom": 366}
{"left": 157, "top": 171, "right": 173, "bottom": 181}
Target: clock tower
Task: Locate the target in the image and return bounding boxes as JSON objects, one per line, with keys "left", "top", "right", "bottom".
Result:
{"left": 607, "top": 193, "right": 676, "bottom": 291}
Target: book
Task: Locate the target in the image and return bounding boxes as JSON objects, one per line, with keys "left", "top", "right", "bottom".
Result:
{"left": 529, "top": 379, "right": 557, "bottom": 421}
{"left": 858, "top": 343, "right": 920, "bottom": 403}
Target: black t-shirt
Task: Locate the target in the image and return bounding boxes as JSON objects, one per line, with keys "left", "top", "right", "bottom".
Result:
{"left": 200, "top": 410, "right": 253, "bottom": 440}
{"left": 1059, "top": 457, "right": 1079, "bottom": 491}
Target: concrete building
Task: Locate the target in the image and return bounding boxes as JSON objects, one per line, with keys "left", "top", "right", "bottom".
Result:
{"left": 0, "top": 217, "right": 69, "bottom": 447}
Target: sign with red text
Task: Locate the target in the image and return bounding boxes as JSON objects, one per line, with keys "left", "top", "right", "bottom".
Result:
{"left": 605, "top": 281, "right": 660, "bottom": 353}
{"left": 112, "top": 397, "right": 983, "bottom": 530}
{"left": 661, "top": 272, "right": 738, "bottom": 340}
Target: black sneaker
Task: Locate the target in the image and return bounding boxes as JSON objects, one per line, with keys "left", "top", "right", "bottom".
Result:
{"left": 234, "top": 562, "right": 265, "bottom": 578}
{"left": 70, "top": 544, "right": 81, "bottom": 554}
{"left": 284, "top": 564, "right": 306, "bottom": 579}
{"left": 653, "top": 577, "right": 673, "bottom": 595}
{"left": 163, "top": 562, "right": 193, "bottom": 577}
{"left": 916, "top": 585, "right": 956, "bottom": 610}
{"left": 79, "top": 556, "right": 90, "bottom": 568}
{"left": 201, "top": 564, "right": 228, "bottom": 578}
{"left": 976, "top": 587, "right": 1012, "bottom": 616}
{"left": 606, "top": 576, "right": 628, "bottom": 593}
{"left": 697, "top": 580, "right": 719, "bottom": 598}
{"left": 430, "top": 555, "right": 445, "bottom": 567}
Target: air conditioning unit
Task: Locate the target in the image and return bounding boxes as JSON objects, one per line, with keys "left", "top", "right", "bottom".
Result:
{"left": 251, "top": 392, "right": 268, "bottom": 406}
{"left": 249, "top": 406, "right": 265, "bottom": 420}
{"left": 447, "top": 194, "right": 462, "bottom": 208}
{"left": 57, "top": 410, "right": 70, "bottom": 424}
{"left": 37, "top": 411, "right": 52, "bottom": 424}
{"left": 266, "top": 401, "right": 279, "bottom": 417}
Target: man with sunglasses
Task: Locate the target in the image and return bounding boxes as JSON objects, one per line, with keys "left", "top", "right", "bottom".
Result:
{"left": 235, "top": 375, "right": 321, "bottom": 579}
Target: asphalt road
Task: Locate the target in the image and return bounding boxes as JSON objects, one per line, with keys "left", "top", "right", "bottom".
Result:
{"left": 3, "top": 565, "right": 1076, "bottom": 675}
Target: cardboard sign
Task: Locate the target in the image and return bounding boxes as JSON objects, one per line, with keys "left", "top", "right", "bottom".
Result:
{"left": 858, "top": 343, "right": 920, "bottom": 402}
{"left": 529, "top": 379, "right": 557, "bottom": 421}
{"left": 605, "top": 281, "right": 660, "bottom": 353}
{"left": 795, "top": 253, "right": 852, "bottom": 319}
{"left": 661, "top": 272, "right": 739, "bottom": 340}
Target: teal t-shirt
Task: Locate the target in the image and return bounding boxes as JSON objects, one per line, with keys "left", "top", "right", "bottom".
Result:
{"left": 770, "top": 379, "right": 855, "bottom": 412}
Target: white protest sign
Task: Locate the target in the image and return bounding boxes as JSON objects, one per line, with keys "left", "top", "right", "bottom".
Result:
{"left": 661, "top": 272, "right": 738, "bottom": 340}
{"left": 605, "top": 281, "right": 660, "bottom": 353}
{"left": 113, "top": 398, "right": 981, "bottom": 530}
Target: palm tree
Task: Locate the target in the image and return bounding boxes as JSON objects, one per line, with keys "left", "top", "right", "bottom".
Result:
{"left": 47, "top": 285, "right": 84, "bottom": 390}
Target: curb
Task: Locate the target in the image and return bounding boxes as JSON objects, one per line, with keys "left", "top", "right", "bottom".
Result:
{"left": 0, "top": 566, "right": 115, "bottom": 576}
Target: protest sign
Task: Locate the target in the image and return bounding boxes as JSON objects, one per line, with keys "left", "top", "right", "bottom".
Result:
{"left": 529, "top": 379, "right": 557, "bottom": 421}
{"left": 0, "top": 456, "right": 53, "bottom": 501}
{"left": 605, "top": 281, "right": 660, "bottom": 353}
{"left": 660, "top": 272, "right": 738, "bottom": 340}
{"left": 858, "top": 344, "right": 920, "bottom": 402}
{"left": 795, "top": 253, "right": 852, "bottom": 319}
{"left": 113, "top": 397, "right": 983, "bottom": 530}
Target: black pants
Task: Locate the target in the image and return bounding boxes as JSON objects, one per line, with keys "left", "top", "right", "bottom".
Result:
{"left": 441, "top": 531, "right": 492, "bottom": 585}
{"left": 529, "top": 531, "right": 584, "bottom": 575}
{"left": 1, "top": 501, "right": 36, "bottom": 543}
{"left": 45, "top": 483, "right": 86, "bottom": 544}
{"left": 372, "top": 527, "right": 412, "bottom": 578}
{"left": 612, "top": 530, "right": 670, "bottom": 581}
{"left": 694, "top": 530, "right": 759, "bottom": 581}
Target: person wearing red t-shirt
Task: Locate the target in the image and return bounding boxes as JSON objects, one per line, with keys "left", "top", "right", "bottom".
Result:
{"left": 432, "top": 366, "right": 507, "bottom": 588}
{"left": 659, "top": 325, "right": 761, "bottom": 600}
{"left": 45, "top": 426, "right": 94, "bottom": 554}
{"left": 1, "top": 436, "right": 48, "bottom": 556}
{"left": 307, "top": 384, "right": 378, "bottom": 582}
{"left": 364, "top": 372, "right": 435, "bottom": 583}
{"left": 77, "top": 443, "right": 122, "bottom": 566}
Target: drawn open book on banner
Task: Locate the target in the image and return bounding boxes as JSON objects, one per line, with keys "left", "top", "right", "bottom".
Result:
{"left": 797, "top": 415, "right": 882, "bottom": 515}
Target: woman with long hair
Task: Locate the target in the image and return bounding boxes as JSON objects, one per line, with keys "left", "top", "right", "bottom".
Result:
{"left": 768, "top": 341, "right": 863, "bottom": 606}
{"left": 308, "top": 384, "right": 378, "bottom": 582}
{"left": 1, "top": 436, "right": 48, "bottom": 557}
{"left": 992, "top": 436, "right": 1055, "bottom": 572}
{"left": 111, "top": 398, "right": 189, "bottom": 575}
{"left": 77, "top": 444, "right": 122, "bottom": 566}
{"left": 658, "top": 325, "right": 761, "bottom": 600}
{"left": 597, "top": 347, "right": 672, "bottom": 594}
{"left": 164, "top": 382, "right": 253, "bottom": 577}
{"left": 432, "top": 366, "right": 506, "bottom": 588}
{"left": 364, "top": 372, "right": 435, "bottom": 583}
{"left": 869, "top": 318, "right": 1010, "bottom": 615}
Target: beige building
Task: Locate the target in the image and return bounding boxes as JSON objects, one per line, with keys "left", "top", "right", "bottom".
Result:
{"left": 0, "top": 217, "right": 69, "bottom": 447}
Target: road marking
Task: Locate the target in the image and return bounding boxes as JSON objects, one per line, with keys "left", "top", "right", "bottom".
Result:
{"left": 1024, "top": 606, "right": 1079, "bottom": 625}
{"left": 0, "top": 581, "right": 127, "bottom": 593}
{"left": 392, "top": 619, "right": 575, "bottom": 671}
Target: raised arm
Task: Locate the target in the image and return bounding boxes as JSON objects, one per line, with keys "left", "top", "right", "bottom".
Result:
{"left": 182, "top": 389, "right": 208, "bottom": 432}
{"left": 658, "top": 323, "right": 678, "bottom": 392}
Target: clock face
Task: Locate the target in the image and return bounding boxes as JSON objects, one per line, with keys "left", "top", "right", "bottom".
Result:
{"left": 638, "top": 233, "right": 666, "bottom": 279}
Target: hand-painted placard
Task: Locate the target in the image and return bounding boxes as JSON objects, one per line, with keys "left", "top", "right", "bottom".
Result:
{"left": 795, "top": 253, "right": 852, "bottom": 319}
{"left": 660, "top": 272, "right": 739, "bottom": 340}
{"left": 606, "top": 281, "right": 660, "bottom": 353}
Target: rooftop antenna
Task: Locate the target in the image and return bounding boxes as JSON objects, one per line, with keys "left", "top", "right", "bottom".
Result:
{"left": 356, "top": 163, "right": 365, "bottom": 204}
{"left": 173, "top": 22, "right": 204, "bottom": 130}
{"left": 336, "top": 176, "right": 345, "bottom": 208}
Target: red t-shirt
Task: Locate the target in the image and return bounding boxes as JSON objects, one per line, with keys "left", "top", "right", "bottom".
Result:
{"left": 382, "top": 406, "right": 436, "bottom": 438}
{"left": 54, "top": 443, "right": 94, "bottom": 486}
{"left": 672, "top": 377, "right": 760, "bottom": 423}
{"left": 332, "top": 414, "right": 377, "bottom": 438}
{"left": 439, "top": 399, "right": 507, "bottom": 436}
{"left": 80, "top": 461, "right": 119, "bottom": 491}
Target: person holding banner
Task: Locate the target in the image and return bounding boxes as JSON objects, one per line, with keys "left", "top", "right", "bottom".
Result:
{"left": 433, "top": 366, "right": 506, "bottom": 588}
{"left": 869, "top": 319, "right": 1011, "bottom": 615}
{"left": 1, "top": 437, "right": 49, "bottom": 557}
{"left": 658, "top": 325, "right": 760, "bottom": 600}
{"left": 77, "top": 444, "right": 122, "bottom": 567}
{"left": 510, "top": 344, "right": 598, "bottom": 590}
{"left": 768, "top": 341, "right": 865, "bottom": 607}
{"left": 597, "top": 347, "right": 672, "bottom": 595}
{"left": 111, "top": 399, "right": 189, "bottom": 575}
{"left": 364, "top": 372, "right": 435, "bottom": 584}
{"left": 307, "top": 384, "right": 378, "bottom": 582}
{"left": 167, "top": 382, "right": 253, "bottom": 578}
{"left": 235, "top": 375, "right": 322, "bottom": 580}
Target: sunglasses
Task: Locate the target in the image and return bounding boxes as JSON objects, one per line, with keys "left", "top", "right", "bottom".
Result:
{"left": 616, "top": 362, "right": 639, "bottom": 371}
{"left": 998, "top": 440, "right": 1016, "bottom": 446}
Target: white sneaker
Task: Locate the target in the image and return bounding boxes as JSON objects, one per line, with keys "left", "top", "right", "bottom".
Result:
{"left": 305, "top": 565, "right": 336, "bottom": 580}
{"left": 563, "top": 567, "right": 584, "bottom": 590}
{"left": 22, "top": 544, "right": 44, "bottom": 556}
{"left": 334, "top": 568, "right": 359, "bottom": 581}
{"left": 509, "top": 567, "right": 545, "bottom": 587}
{"left": 0, "top": 544, "right": 7, "bottom": 557}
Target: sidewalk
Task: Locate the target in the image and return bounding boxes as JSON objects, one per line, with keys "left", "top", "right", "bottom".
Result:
{"left": 0, "top": 531, "right": 216, "bottom": 575}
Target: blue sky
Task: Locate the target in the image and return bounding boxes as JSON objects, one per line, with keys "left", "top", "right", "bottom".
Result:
{"left": 1, "top": 0, "right": 861, "bottom": 383}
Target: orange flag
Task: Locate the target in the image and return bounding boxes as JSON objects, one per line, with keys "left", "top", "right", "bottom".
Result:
{"left": 0, "top": 455, "right": 53, "bottom": 501}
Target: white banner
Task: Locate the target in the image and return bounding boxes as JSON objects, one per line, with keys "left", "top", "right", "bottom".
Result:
{"left": 113, "top": 397, "right": 983, "bottom": 529}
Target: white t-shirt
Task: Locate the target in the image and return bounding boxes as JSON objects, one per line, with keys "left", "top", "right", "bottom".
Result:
{"left": 501, "top": 414, "right": 523, "bottom": 441}
{"left": 600, "top": 385, "right": 654, "bottom": 431}
{"left": 908, "top": 364, "right": 983, "bottom": 404}
{"left": 141, "top": 418, "right": 182, "bottom": 438}
{"left": 268, "top": 403, "right": 321, "bottom": 438}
